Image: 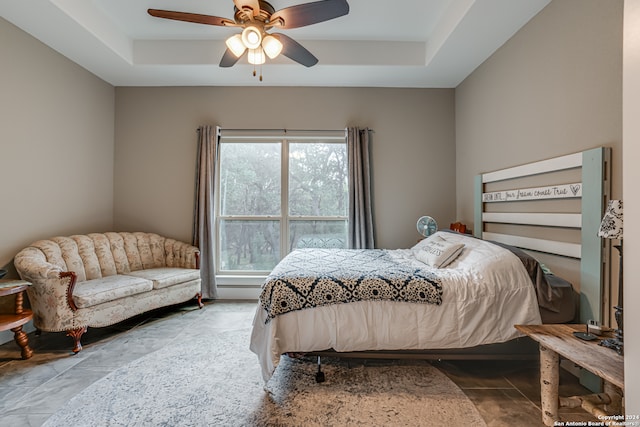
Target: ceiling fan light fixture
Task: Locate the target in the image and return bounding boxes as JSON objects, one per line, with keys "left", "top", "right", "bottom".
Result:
{"left": 248, "top": 47, "right": 266, "bottom": 65}
{"left": 241, "top": 26, "right": 262, "bottom": 49}
{"left": 148, "top": 0, "right": 351, "bottom": 71}
{"left": 262, "top": 34, "right": 283, "bottom": 59}
{"left": 225, "top": 34, "right": 246, "bottom": 57}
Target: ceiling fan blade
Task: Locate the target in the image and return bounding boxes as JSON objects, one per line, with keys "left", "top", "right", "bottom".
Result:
{"left": 148, "top": 9, "right": 234, "bottom": 27}
{"left": 270, "top": 0, "right": 349, "bottom": 29}
{"left": 220, "top": 49, "right": 244, "bottom": 67}
{"left": 233, "top": 0, "right": 261, "bottom": 17}
{"left": 275, "top": 33, "right": 318, "bottom": 67}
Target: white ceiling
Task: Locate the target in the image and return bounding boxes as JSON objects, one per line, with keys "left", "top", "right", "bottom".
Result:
{"left": 0, "top": 0, "right": 550, "bottom": 87}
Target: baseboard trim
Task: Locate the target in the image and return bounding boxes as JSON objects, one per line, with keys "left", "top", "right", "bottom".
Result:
{"left": 216, "top": 286, "right": 261, "bottom": 300}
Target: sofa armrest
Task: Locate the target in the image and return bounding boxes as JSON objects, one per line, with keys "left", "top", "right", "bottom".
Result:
{"left": 14, "top": 247, "right": 64, "bottom": 281}
{"left": 164, "top": 239, "right": 200, "bottom": 269}
{"left": 15, "top": 247, "right": 80, "bottom": 315}
{"left": 60, "top": 271, "right": 79, "bottom": 311}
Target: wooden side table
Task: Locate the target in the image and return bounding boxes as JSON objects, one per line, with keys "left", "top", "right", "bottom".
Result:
{"left": 0, "top": 280, "right": 34, "bottom": 359}
{"left": 515, "top": 324, "right": 624, "bottom": 426}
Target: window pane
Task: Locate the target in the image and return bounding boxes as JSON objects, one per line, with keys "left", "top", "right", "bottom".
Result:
{"left": 219, "top": 220, "right": 280, "bottom": 271}
{"left": 219, "top": 143, "right": 281, "bottom": 216}
{"left": 289, "top": 220, "right": 348, "bottom": 251}
{"left": 289, "top": 143, "right": 348, "bottom": 216}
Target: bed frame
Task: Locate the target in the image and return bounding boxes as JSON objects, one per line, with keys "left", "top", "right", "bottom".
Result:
{"left": 309, "top": 148, "right": 611, "bottom": 381}
{"left": 474, "top": 147, "right": 611, "bottom": 324}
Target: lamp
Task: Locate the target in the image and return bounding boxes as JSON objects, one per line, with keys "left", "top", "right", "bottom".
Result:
{"left": 225, "top": 34, "right": 246, "bottom": 58}
{"left": 598, "top": 200, "right": 623, "bottom": 355}
{"left": 248, "top": 47, "right": 266, "bottom": 65}
{"left": 225, "top": 26, "right": 283, "bottom": 62}
{"left": 262, "top": 34, "right": 283, "bottom": 59}
{"left": 224, "top": 25, "right": 283, "bottom": 81}
{"left": 241, "top": 26, "right": 262, "bottom": 49}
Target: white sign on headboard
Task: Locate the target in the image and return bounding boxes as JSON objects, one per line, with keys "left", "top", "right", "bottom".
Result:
{"left": 482, "top": 183, "right": 582, "bottom": 203}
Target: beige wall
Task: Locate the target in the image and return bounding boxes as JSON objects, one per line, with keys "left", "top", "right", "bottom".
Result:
{"left": 0, "top": 17, "right": 115, "bottom": 271}
{"left": 113, "top": 87, "right": 456, "bottom": 250}
{"left": 455, "top": 0, "right": 622, "bottom": 292}
{"left": 0, "top": 18, "right": 115, "bottom": 343}
{"left": 623, "top": 0, "right": 639, "bottom": 414}
{"left": 456, "top": 0, "right": 623, "bottom": 224}
{"left": 456, "top": 0, "right": 628, "bottom": 403}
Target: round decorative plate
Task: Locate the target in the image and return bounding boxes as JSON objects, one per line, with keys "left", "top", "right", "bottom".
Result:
{"left": 416, "top": 216, "right": 438, "bottom": 237}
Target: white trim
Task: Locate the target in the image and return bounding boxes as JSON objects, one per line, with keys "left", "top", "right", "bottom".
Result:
{"left": 220, "top": 135, "right": 347, "bottom": 141}
{"left": 482, "top": 212, "right": 582, "bottom": 228}
{"left": 219, "top": 129, "right": 347, "bottom": 141}
{"left": 482, "top": 152, "right": 582, "bottom": 183}
{"left": 215, "top": 275, "right": 263, "bottom": 299}
{"left": 216, "top": 275, "right": 266, "bottom": 286}
{"left": 216, "top": 286, "right": 261, "bottom": 300}
{"left": 483, "top": 232, "right": 582, "bottom": 258}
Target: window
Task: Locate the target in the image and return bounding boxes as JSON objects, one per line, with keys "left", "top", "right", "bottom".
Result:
{"left": 216, "top": 130, "right": 348, "bottom": 275}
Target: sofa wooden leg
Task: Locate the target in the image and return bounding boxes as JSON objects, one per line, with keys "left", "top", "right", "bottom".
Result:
{"left": 196, "top": 293, "right": 204, "bottom": 309}
{"left": 67, "top": 327, "right": 87, "bottom": 354}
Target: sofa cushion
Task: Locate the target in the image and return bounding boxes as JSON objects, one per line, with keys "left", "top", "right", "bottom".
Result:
{"left": 125, "top": 268, "right": 201, "bottom": 290}
{"left": 73, "top": 275, "right": 154, "bottom": 309}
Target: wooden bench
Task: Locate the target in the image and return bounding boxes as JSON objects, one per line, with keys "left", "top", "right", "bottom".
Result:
{"left": 515, "top": 324, "right": 624, "bottom": 426}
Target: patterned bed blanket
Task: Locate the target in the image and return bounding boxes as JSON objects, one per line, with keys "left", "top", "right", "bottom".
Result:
{"left": 259, "top": 248, "right": 442, "bottom": 321}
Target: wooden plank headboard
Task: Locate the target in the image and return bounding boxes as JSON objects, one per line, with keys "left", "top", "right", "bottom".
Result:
{"left": 474, "top": 147, "right": 611, "bottom": 324}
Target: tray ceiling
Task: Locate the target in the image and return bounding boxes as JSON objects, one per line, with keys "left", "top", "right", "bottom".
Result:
{"left": 0, "top": 0, "right": 550, "bottom": 87}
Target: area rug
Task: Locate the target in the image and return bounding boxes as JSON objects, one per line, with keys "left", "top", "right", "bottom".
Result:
{"left": 43, "top": 326, "right": 487, "bottom": 427}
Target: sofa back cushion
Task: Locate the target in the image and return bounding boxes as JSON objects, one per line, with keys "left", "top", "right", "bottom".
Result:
{"left": 28, "top": 232, "right": 173, "bottom": 282}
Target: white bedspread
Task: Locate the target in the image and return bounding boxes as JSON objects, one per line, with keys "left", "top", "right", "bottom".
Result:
{"left": 249, "top": 232, "right": 542, "bottom": 382}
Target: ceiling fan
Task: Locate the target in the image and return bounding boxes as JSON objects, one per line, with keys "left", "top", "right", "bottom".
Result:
{"left": 148, "top": 0, "right": 350, "bottom": 77}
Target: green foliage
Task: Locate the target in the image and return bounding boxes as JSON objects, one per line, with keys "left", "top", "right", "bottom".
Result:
{"left": 218, "top": 140, "right": 349, "bottom": 272}
{"left": 289, "top": 142, "right": 347, "bottom": 216}
{"left": 219, "top": 143, "right": 281, "bottom": 216}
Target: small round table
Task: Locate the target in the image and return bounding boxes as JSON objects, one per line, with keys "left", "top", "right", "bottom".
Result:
{"left": 0, "top": 280, "right": 34, "bottom": 359}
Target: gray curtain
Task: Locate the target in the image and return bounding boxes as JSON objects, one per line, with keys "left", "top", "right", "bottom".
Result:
{"left": 347, "top": 127, "right": 375, "bottom": 249}
{"left": 192, "top": 125, "right": 219, "bottom": 299}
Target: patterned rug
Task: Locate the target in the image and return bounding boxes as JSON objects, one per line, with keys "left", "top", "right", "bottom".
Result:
{"left": 43, "top": 323, "right": 486, "bottom": 426}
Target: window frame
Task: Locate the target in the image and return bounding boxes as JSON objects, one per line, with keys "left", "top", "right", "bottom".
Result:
{"left": 215, "top": 130, "right": 348, "bottom": 277}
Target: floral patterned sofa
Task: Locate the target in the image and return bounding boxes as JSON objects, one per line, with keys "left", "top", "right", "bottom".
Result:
{"left": 14, "top": 232, "right": 202, "bottom": 353}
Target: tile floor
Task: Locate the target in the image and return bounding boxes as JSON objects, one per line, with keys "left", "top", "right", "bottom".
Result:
{"left": 0, "top": 301, "right": 599, "bottom": 426}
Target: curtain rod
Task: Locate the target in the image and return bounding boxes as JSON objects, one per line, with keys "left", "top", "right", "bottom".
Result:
{"left": 197, "top": 128, "right": 347, "bottom": 132}
{"left": 196, "top": 128, "right": 374, "bottom": 133}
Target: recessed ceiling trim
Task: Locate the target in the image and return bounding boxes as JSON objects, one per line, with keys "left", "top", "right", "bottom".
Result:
{"left": 0, "top": 0, "right": 552, "bottom": 87}
{"left": 134, "top": 40, "right": 426, "bottom": 67}
{"left": 425, "top": 0, "right": 475, "bottom": 66}
{"left": 51, "top": 0, "right": 133, "bottom": 64}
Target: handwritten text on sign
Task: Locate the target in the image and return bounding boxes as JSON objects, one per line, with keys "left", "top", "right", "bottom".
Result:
{"left": 482, "top": 183, "right": 582, "bottom": 203}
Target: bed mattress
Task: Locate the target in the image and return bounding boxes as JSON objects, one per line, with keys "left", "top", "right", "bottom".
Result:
{"left": 250, "top": 232, "right": 542, "bottom": 381}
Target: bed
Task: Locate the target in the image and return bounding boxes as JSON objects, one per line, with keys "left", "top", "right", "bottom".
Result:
{"left": 249, "top": 147, "right": 611, "bottom": 383}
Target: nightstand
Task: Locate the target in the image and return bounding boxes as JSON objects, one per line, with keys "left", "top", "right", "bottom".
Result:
{"left": 0, "top": 280, "right": 34, "bottom": 359}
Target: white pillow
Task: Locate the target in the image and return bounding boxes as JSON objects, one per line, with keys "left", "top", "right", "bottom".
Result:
{"left": 413, "top": 235, "right": 464, "bottom": 268}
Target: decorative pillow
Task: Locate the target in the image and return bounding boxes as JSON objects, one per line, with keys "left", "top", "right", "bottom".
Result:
{"left": 413, "top": 235, "right": 464, "bottom": 268}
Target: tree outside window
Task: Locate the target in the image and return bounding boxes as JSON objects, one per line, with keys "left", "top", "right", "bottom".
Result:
{"left": 217, "top": 136, "right": 348, "bottom": 274}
